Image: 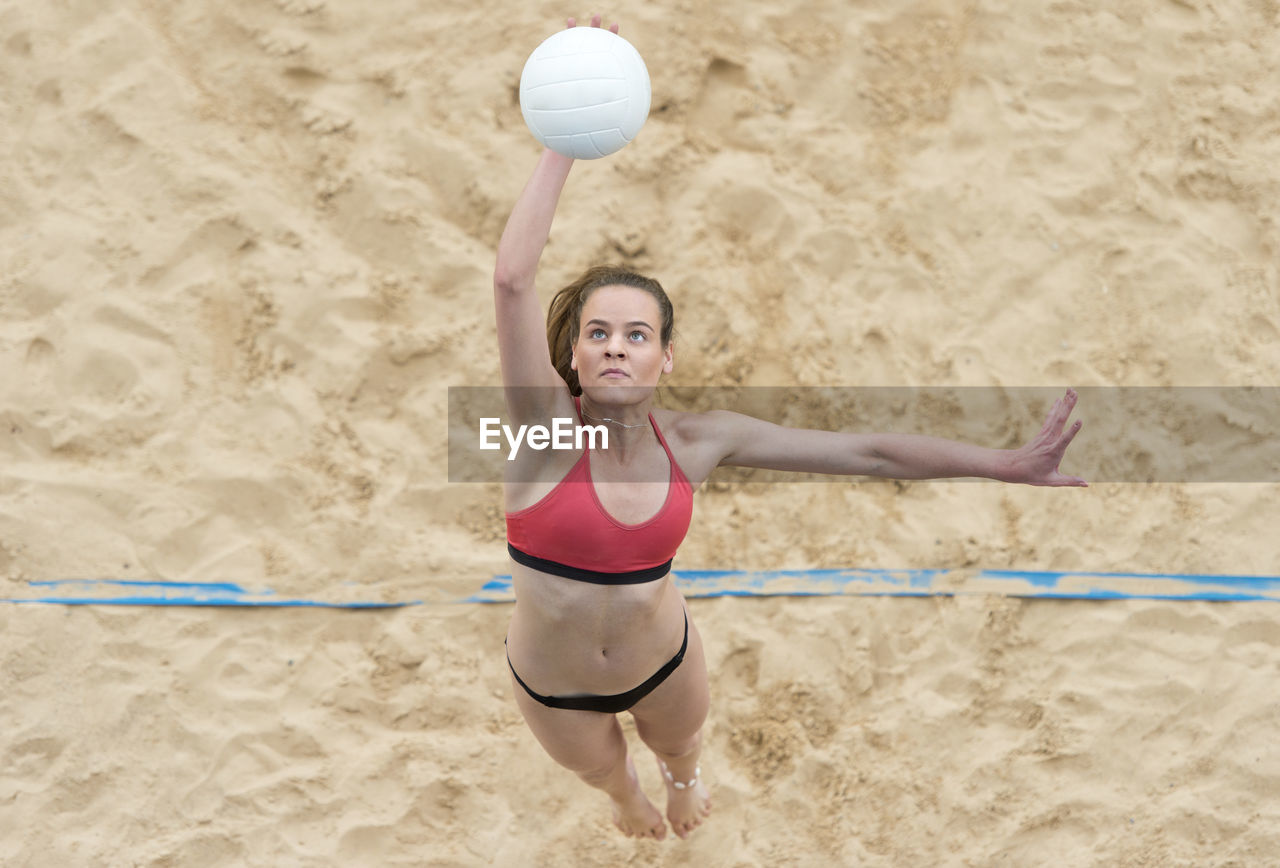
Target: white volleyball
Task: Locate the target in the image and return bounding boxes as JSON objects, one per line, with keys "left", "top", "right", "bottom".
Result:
{"left": 518, "top": 27, "right": 651, "bottom": 160}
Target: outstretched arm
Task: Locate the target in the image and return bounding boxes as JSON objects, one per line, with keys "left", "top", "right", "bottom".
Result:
{"left": 704, "top": 389, "right": 1087, "bottom": 487}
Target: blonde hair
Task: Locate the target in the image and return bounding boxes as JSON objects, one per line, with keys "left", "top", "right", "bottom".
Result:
{"left": 546, "top": 265, "right": 674, "bottom": 396}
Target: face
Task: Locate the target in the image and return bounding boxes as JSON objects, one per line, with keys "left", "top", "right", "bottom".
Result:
{"left": 570, "top": 285, "right": 673, "bottom": 403}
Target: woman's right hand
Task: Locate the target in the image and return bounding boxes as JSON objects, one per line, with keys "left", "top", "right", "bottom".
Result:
{"left": 565, "top": 14, "right": 619, "bottom": 33}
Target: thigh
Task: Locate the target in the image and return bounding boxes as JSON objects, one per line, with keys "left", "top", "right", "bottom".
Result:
{"left": 511, "top": 671, "right": 626, "bottom": 774}
{"left": 627, "top": 608, "right": 710, "bottom": 753}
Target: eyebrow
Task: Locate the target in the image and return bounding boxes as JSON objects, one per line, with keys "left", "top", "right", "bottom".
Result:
{"left": 585, "top": 319, "right": 654, "bottom": 331}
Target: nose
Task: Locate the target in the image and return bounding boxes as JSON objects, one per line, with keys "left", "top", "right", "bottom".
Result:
{"left": 605, "top": 334, "right": 627, "bottom": 357}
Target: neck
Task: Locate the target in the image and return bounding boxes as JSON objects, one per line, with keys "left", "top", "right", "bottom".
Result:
{"left": 578, "top": 395, "right": 653, "bottom": 447}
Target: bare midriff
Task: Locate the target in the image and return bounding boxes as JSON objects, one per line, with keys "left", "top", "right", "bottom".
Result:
{"left": 505, "top": 559, "right": 688, "bottom": 697}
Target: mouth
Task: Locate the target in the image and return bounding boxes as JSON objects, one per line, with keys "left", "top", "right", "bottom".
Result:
{"left": 600, "top": 369, "right": 629, "bottom": 379}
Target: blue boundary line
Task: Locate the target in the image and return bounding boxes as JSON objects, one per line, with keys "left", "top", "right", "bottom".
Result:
{"left": 460, "top": 567, "right": 1280, "bottom": 604}
{"left": 3, "top": 579, "right": 415, "bottom": 609}
{"left": 5, "top": 596, "right": 413, "bottom": 609}
{"left": 5, "top": 569, "right": 1280, "bottom": 608}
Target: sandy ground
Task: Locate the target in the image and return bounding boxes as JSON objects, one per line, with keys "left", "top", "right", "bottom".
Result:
{"left": 2, "top": 0, "right": 1279, "bottom": 865}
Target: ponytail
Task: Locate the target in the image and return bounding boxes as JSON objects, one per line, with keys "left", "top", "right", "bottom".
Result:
{"left": 546, "top": 266, "right": 674, "bottom": 396}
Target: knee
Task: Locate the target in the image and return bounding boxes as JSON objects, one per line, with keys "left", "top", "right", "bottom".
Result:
{"left": 642, "top": 727, "right": 701, "bottom": 761}
{"left": 560, "top": 726, "right": 628, "bottom": 785}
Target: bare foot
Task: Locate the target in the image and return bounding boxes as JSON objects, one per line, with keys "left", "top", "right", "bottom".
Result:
{"left": 610, "top": 755, "right": 667, "bottom": 840}
{"left": 657, "top": 758, "right": 712, "bottom": 839}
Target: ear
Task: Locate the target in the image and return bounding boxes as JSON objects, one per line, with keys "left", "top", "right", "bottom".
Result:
{"left": 662, "top": 341, "right": 674, "bottom": 375}
{"left": 570, "top": 343, "right": 578, "bottom": 372}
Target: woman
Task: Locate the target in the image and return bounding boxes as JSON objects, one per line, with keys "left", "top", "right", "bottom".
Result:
{"left": 493, "top": 15, "right": 1086, "bottom": 841}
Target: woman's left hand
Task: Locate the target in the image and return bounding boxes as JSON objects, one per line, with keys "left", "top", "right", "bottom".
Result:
{"left": 1006, "top": 389, "right": 1088, "bottom": 487}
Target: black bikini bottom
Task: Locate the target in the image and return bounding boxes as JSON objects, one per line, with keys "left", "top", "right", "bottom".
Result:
{"left": 506, "top": 610, "right": 688, "bottom": 715}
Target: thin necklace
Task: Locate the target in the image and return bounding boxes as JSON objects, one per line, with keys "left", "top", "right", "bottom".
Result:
{"left": 580, "top": 408, "right": 649, "bottom": 429}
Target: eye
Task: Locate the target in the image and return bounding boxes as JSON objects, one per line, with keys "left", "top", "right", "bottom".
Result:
{"left": 629, "top": 330, "right": 646, "bottom": 342}
{"left": 589, "top": 328, "right": 605, "bottom": 339}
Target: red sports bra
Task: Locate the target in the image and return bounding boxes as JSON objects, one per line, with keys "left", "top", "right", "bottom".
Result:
{"left": 505, "top": 399, "right": 693, "bottom": 584}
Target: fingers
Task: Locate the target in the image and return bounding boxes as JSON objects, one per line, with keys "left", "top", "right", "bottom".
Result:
{"left": 1061, "top": 388, "right": 1079, "bottom": 427}
{"left": 1059, "top": 418, "right": 1083, "bottom": 448}
{"left": 1052, "top": 388, "right": 1082, "bottom": 450}
{"left": 1052, "top": 393, "right": 1085, "bottom": 486}
{"left": 1040, "top": 388, "right": 1079, "bottom": 437}
{"left": 1050, "top": 407, "right": 1082, "bottom": 466}
{"left": 1054, "top": 388, "right": 1077, "bottom": 426}
{"left": 1039, "top": 463, "right": 1088, "bottom": 487}
{"left": 566, "top": 14, "right": 620, "bottom": 32}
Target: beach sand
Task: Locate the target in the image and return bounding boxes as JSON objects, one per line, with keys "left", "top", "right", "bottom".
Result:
{"left": 2, "top": 0, "right": 1278, "bottom": 864}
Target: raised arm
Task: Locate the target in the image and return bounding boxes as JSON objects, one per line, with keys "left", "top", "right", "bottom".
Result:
{"left": 493, "top": 16, "right": 620, "bottom": 424}
{"left": 494, "top": 148, "right": 573, "bottom": 295}
{"left": 700, "top": 389, "right": 1087, "bottom": 486}
{"left": 492, "top": 149, "right": 578, "bottom": 421}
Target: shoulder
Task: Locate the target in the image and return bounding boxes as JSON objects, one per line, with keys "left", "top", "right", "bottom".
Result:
{"left": 651, "top": 406, "right": 734, "bottom": 445}
{"left": 650, "top": 406, "right": 762, "bottom": 479}
{"left": 655, "top": 406, "right": 772, "bottom": 440}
